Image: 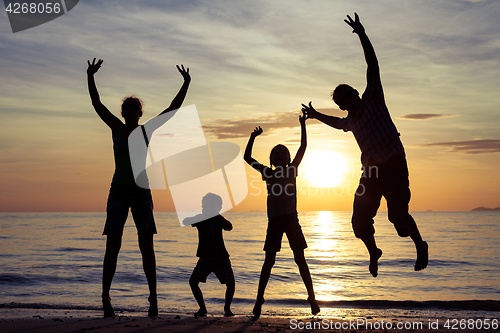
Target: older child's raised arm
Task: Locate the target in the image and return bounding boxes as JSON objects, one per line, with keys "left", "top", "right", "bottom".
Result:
{"left": 244, "top": 127, "right": 265, "bottom": 173}
{"left": 290, "top": 112, "right": 307, "bottom": 168}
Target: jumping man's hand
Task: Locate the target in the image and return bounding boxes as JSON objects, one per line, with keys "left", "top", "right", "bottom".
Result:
{"left": 87, "top": 58, "right": 103, "bottom": 75}
{"left": 344, "top": 13, "right": 365, "bottom": 35}
{"left": 301, "top": 102, "right": 318, "bottom": 120}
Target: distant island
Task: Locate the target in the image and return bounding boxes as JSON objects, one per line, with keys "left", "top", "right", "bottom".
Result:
{"left": 471, "top": 207, "right": 500, "bottom": 211}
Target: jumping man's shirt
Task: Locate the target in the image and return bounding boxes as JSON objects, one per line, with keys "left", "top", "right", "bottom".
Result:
{"left": 338, "top": 73, "right": 403, "bottom": 166}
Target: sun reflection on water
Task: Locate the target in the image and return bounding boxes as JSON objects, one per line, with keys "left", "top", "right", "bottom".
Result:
{"left": 303, "top": 211, "right": 349, "bottom": 301}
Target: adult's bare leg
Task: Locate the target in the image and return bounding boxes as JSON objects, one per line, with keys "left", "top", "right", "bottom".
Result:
{"left": 102, "top": 234, "right": 122, "bottom": 317}
{"left": 138, "top": 234, "right": 157, "bottom": 316}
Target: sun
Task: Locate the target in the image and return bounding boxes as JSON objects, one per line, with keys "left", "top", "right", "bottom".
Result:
{"left": 302, "top": 150, "right": 348, "bottom": 188}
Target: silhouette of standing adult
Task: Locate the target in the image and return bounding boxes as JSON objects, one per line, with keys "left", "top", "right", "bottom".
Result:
{"left": 87, "top": 58, "right": 191, "bottom": 317}
{"left": 301, "top": 14, "right": 428, "bottom": 277}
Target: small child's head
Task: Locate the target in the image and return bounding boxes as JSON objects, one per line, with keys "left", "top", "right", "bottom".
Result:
{"left": 121, "top": 95, "right": 144, "bottom": 119}
{"left": 202, "top": 193, "right": 223, "bottom": 216}
{"left": 270, "top": 144, "right": 291, "bottom": 168}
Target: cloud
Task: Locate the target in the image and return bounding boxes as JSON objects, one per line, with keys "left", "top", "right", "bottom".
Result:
{"left": 233, "top": 104, "right": 257, "bottom": 108}
{"left": 398, "top": 114, "right": 460, "bottom": 120}
{"left": 417, "top": 139, "right": 500, "bottom": 154}
{"left": 203, "top": 108, "right": 342, "bottom": 139}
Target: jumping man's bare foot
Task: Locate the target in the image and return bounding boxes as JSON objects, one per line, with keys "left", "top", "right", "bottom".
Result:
{"left": 307, "top": 296, "right": 320, "bottom": 315}
{"left": 102, "top": 296, "right": 115, "bottom": 318}
{"left": 414, "top": 241, "right": 428, "bottom": 271}
{"left": 369, "top": 248, "right": 383, "bottom": 277}
{"left": 252, "top": 297, "right": 265, "bottom": 320}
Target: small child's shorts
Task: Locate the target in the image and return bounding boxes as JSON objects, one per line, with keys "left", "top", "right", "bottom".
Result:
{"left": 264, "top": 213, "right": 307, "bottom": 252}
{"left": 190, "top": 258, "right": 235, "bottom": 285}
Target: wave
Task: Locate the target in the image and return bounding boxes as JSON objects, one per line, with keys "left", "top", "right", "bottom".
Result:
{"left": 54, "top": 247, "right": 93, "bottom": 252}
{"left": 316, "top": 300, "right": 500, "bottom": 312}
{"left": 0, "top": 273, "right": 100, "bottom": 285}
{"left": 2, "top": 300, "right": 498, "bottom": 312}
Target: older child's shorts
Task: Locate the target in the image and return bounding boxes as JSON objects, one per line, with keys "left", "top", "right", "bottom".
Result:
{"left": 190, "top": 258, "right": 235, "bottom": 285}
{"left": 103, "top": 191, "right": 157, "bottom": 236}
{"left": 263, "top": 213, "right": 307, "bottom": 252}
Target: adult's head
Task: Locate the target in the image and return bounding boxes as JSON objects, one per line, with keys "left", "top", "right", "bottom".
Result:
{"left": 332, "top": 84, "right": 361, "bottom": 112}
{"left": 121, "top": 96, "right": 144, "bottom": 122}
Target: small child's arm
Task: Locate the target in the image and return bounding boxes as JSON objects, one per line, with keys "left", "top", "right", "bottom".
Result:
{"left": 244, "top": 126, "right": 265, "bottom": 173}
{"left": 219, "top": 216, "right": 233, "bottom": 231}
{"left": 184, "top": 214, "right": 203, "bottom": 227}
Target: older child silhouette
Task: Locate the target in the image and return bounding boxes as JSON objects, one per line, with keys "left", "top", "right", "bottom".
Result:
{"left": 244, "top": 113, "right": 319, "bottom": 319}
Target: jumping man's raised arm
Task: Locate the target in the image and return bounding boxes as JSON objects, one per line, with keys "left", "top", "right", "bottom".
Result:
{"left": 345, "top": 13, "right": 380, "bottom": 82}
{"left": 87, "top": 58, "right": 122, "bottom": 130}
{"left": 159, "top": 65, "right": 191, "bottom": 116}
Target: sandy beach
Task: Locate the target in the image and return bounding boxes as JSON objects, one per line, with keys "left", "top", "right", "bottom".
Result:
{"left": 1, "top": 308, "right": 499, "bottom": 333}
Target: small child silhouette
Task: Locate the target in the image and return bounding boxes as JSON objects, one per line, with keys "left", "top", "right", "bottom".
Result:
{"left": 183, "top": 193, "right": 235, "bottom": 317}
{"left": 244, "top": 113, "right": 320, "bottom": 319}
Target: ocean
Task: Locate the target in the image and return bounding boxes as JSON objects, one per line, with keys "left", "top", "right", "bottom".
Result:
{"left": 0, "top": 211, "right": 499, "bottom": 319}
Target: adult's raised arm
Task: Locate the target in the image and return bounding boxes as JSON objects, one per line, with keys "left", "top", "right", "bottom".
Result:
{"left": 159, "top": 65, "right": 191, "bottom": 116}
{"left": 87, "top": 58, "right": 122, "bottom": 130}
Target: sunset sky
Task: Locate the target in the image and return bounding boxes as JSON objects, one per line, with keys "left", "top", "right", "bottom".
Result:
{"left": 1, "top": 0, "right": 499, "bottom": 212}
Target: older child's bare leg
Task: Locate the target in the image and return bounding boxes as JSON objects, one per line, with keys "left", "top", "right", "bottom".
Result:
{"left": 189, "top": 277, "right": 207, "bottom": 317}
{"left": 292, "top": 249, "right": 320, "bottom": 315}
{"left": 224, "top": 281, "right": 235, "bottom": 317}
{"left": 253, "top": 251, "right": 276, "bottom": 319}
{"left": 138, "top": 234, "right": 157, "bottom": 316}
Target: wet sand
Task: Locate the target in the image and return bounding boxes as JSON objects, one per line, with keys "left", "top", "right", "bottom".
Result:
{"left": 1, "top": 308, "right": 498, "bottom": 332}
